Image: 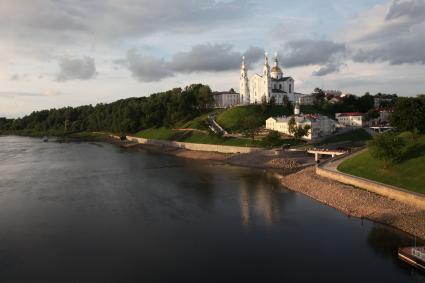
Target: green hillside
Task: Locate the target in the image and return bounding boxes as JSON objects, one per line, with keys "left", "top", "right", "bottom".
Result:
{"left": 338, "top": 133, "right": 425, "bottom": 194}
{"left": 216, "top": 105, "right": 292, "bottom": 132}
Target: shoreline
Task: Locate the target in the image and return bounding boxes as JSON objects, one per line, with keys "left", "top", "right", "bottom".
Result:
{"left": 3, "top": 134, "right": 424, "bottom": 241}
{"left": 109, "top": 136, "right": 425, "bottom": 241}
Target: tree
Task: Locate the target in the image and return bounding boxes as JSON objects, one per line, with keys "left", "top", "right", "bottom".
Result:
{"left": 390, "top": 96, "right": 425, "bottom": 133}
{"left": 288, "top": 117, "right": 296, "bottom": 134}
{"left": 241, "top": 116, "right": 261, "bottom": 140}
{"left": 283, "top": 95, "right": 289, "bottom": 107}
{"left": 367, "top": 109, "right": 379, "bottom": 120}
{"left": 357, "top": 93, "right": 374, "bottom": 112}
{"left": 368, "top": 132, "right": 405, "bottom": 168}
{"left": 229, "top": 88, "right": 235, "bottom": 93}
{"left": 313, "top": 88, "right": 325, "bottom": 105}
{"left": 288, "top": 117, "right": 311, "bottom": 139}
{"left": 293, "top": 124, "right": 311, "bottom": 139}
{"left": 261, "top": 96, "right": 267, "bottom": 112}
{"left": 262, "top": 130, "right": 282, "bottom": 148}
{"left": 268, "top": 96, "right": 276, "bottom": 110}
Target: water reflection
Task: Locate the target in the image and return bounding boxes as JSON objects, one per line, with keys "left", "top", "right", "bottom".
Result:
{"left": 239, "top": 172, "right": 294, "bottom": 226}
{"left": 0, "top": 136, "right": 423, "bottom": 283}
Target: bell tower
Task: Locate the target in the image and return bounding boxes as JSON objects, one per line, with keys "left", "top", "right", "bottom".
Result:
{"left": 262, "top": 52, "right": 271, "bottom": 102}
{"left": 240, "top": 56, "right": 250, "bottom": 104}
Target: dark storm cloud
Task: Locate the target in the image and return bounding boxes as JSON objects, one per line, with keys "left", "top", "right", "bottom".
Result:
{"left": 56, "top": 56, "right": 97, "bottom": 81}
{"left": 118, "top": 44, "right": 264, "bottom": 82}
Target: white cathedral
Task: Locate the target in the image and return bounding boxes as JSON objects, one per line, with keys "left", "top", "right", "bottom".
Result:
{"left": 240, "top": 53, "right": 296, "bottom": 105}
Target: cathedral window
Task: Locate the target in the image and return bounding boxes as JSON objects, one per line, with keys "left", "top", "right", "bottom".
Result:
{"left": 289, "top": 84, "right": 292, "bottom": 93}
{"left": 279, "top": 84, "right": 282, "bottom": 89}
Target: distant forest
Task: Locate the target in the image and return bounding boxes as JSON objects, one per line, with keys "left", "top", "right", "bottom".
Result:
{"left": 0, "top": 84, "right": 214, "bottom": 135}
{"left": 1, "top": 84, "right": 424, "bottom": 135}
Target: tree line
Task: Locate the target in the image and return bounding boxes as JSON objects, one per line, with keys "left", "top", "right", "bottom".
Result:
{"left": 0, "top": 84, "right": 214, "bottom": 135}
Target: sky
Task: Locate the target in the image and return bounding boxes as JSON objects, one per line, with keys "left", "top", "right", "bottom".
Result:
{"left": 1, "top": 0, "right": 424, "bottom": 118}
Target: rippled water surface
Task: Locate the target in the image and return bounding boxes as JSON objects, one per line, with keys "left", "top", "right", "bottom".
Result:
{"left": 0, "top": 136, "right": 424, "bottom": 282}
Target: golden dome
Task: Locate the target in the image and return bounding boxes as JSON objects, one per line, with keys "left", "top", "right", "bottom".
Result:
{"left": 271, "top": 66, "right": 282, "bottom": 73}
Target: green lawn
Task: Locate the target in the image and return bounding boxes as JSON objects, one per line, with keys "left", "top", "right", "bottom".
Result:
{"left": 338, "top": 134, "right": 425, "bottom": 194}
{"left": 216, "top": 105, "right": 292, "bottom": 132}
{"left": 318, "top": 128, "right": 372, "bottom": 146}
{"left": 177, "top": 111, "right": 217, "bottom": 131}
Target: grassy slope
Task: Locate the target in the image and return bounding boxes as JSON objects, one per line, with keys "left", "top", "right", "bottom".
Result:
{"left": 216, "top": 105, "right": 292, "bottom": 132}
{"left": 338, "top": 133, "right": 425, "bottom": 194}
{"left": 318, "top": 129, "right": 372, "bottom": 146}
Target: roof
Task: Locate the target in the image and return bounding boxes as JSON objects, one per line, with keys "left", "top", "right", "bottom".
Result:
{"left": 272, "top": 76, "right": 292, "bottom": 82}
{"left": 271, "top": 66, "right": 282, "bottom": 73}
{"left": 269, "top": 114, "right": 332, "bottom": 123}
{"left": 376, "top": 108, "right": 394, "bottom": 112}
{"left": 337, "top": 112, "right": 365, "bottom": 117}
{"left": 212, "top": 91, "right": 239, "bottom": 96}
{"left": 271, "top": 89, "right": 287, "bottom": 93}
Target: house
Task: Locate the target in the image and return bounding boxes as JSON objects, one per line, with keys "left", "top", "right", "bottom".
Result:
{"left": 212, "top": 91, "right": 240, "bottom": 108}
{"left": 297, "top": 93, "right": 315, "bottom": 105}
{"left": 266, "top": 114, "right": 336, "bottom": 141}
{"left": 335, "top": 112, "right": 366, "bottom": 127}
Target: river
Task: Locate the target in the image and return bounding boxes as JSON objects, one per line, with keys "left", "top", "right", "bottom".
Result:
{"left": 0, "top": 136, "right": 423, "bottom": 282}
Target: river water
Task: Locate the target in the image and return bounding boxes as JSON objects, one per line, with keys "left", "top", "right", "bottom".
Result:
{"left": 0, "top": 136, "right": 423, "bottom": 282}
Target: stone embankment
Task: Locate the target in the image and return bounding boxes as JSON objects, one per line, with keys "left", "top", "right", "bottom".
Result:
{"left": 278, "top": 167, "right": 425, "bottom": 240}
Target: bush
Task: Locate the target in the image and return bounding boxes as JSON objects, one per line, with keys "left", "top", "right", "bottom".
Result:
{"left": 262, "top": 131, "right": 282, "bottom": 148}
{"left": 368, "top": 132, "right": 405, "bottom": 168}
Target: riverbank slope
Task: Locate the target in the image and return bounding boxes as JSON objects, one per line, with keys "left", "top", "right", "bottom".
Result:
{"left": 278, "top": 167, "right": 425, "bottom": 240}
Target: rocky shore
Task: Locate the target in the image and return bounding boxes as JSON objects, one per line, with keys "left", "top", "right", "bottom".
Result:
{"left": 277, "top": 167, "right": 425, "bottom": 240}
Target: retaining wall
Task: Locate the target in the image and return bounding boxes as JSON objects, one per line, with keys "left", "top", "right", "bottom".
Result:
{"left": 125, "top": 135, "right": 262, "bottom": 154}
{"left": 317, "top": 162, "right": 425, "bottom": 209}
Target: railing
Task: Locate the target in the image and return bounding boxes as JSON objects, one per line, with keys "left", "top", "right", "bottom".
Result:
{"left": 412, "top": 248, "right": 425, "bottom": 261}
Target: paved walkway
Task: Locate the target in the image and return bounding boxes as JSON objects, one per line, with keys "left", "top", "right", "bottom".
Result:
{"left": 321, "top": 148, "right": 367, "bottom": 172}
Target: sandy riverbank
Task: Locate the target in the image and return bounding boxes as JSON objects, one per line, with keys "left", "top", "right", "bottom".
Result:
{"left": 277, "top": 167, "right": 425, "bottom": 240}
{"left": 110, "top": 137, "right": 312, "bottom": 172}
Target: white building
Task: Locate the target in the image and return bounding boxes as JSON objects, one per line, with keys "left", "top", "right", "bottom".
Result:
{"left": 212, "top": 91, "right": 240, "bottom": 108}
{"left": 240, "top": 53, "right": 296, "bottom": 105}
{"left": 266, "top": 114, "right": 336, "bottom": 141}
{"left": 335, "top": 112, "right": 366, "bottom": 127}
{"left": 297, "top": 93, "right": 315, "bottom": 105}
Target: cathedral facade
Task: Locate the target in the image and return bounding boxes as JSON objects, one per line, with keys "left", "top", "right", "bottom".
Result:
{"left": 240, "top": 53, "right": 296, "bottom": 105}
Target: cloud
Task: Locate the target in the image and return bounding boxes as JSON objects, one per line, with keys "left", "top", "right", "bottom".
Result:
{"left": 10, "top": 74, "right": 29, "bottom": 81}
{"left": 0, "top": 90, "right": 59, "bottom": 97}
{"left": 118, "top": 44, "right": 264, "bottom": 82}
{"left": 170, "top": 44, "right": 262, "bottom": 73}
{"left": 120, "top": 49, "right": 173, "bottom": 82}
{"left": 281, "top": 39, "right": 347, "bottom": 68}
{"left": 348, "top": 0, "right": 425, "bottom": 65}
{"left": 56, "top": 56, "right": 97, "bottom": 81}
{"left": 385, "top": 0, "right": 425, "bottom": 22}
{"left": 0, "top": 0, "right": 251, "bottom": 43}
{"left": 279, "top": 39, "right": 346, "bottom": 76}
{"left": 313, "top": 62, "right": 346, "bottom": 77}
